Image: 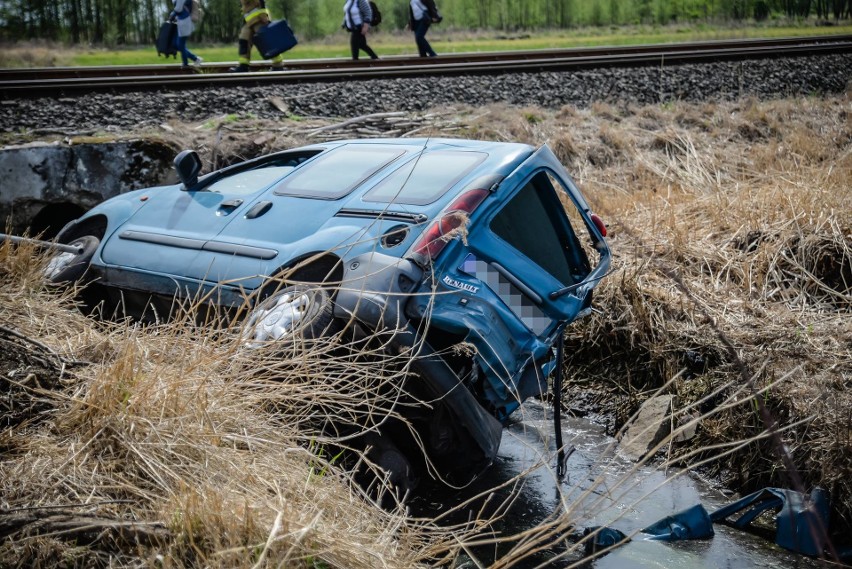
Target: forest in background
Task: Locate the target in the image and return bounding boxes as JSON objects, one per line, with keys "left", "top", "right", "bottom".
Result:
{"left": 1, "top": 0, "right": 851, "bottom": 46}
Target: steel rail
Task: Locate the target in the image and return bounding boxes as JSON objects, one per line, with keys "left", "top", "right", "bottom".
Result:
{"left": 2, "top": 35, "right": 850, "bottom": 96}
{"left": 2, "top": 33, "right": 850, "bottom": 81}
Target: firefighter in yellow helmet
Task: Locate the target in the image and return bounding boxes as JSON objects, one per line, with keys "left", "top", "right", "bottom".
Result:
{"left": 230, "top": 0, "right": 284, "bottom": 72}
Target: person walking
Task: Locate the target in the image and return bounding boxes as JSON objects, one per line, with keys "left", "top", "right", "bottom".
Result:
{"left": 230, "top": 0, "right": 284, "bottom": 72}
{"left": 409, "top": 0, "right": 440, "bottom": 57}
{"left": 343, "top": 0, "right": 378, "bottom": 60}
{"left": 169, "top": 0, "right": 203, "bottom": 67}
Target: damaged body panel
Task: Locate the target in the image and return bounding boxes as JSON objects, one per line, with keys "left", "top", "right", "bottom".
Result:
{"left": 45, "top": 138, "right": 612, "bottom": 488}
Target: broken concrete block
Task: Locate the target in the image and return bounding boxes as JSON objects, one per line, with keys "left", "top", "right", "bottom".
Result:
{"left": 619, "top": 394, "right": 674, "bottom": 461}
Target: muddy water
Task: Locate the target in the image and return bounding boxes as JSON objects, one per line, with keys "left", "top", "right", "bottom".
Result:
{"left": 410, "top": 401, "right": 827, "bottom": 568}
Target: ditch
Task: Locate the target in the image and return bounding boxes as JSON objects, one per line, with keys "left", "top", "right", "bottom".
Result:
{"left": 411, "top": 400, "right": 829, "bottom": 568}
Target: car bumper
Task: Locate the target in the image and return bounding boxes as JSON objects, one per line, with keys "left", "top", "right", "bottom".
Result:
{"left": 334, "top": 252, "right": 502, "bottom": 473}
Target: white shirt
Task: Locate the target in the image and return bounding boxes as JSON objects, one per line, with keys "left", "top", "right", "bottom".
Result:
{"left": 410, "top": 0, "right": 428, "bottom": 21}
{"left": 173, "top": 0, "right": 195, "bottom": 37}
{"left": 344, "top": 0, "right": 372, "bottom": 28}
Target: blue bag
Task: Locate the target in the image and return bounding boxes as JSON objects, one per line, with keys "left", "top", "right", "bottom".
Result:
{"left": 253, "top": 20, "right": 298, "bottom": 60}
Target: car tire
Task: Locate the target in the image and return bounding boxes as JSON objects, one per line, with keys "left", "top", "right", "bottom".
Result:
{"left": 361, "top": 432, "right": 418, "bottom": 505}
{"left": 242, "top": 283, "right": 338, "bottom": 346}
{"left": 43, "top": 235, "right": 100, "bottom": 284}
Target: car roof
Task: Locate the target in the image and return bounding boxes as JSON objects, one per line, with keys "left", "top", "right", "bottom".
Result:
{"left": 274, "top": 138, "right": 536, "bottom": 209}
{"left": 311, "top": 137, "right": 534, "bottom": 156}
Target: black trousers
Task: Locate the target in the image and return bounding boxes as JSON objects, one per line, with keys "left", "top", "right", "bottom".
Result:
{"left": 413, "top": 18, "right": 436, "bottom": 57}
{"left": 350, "top": 27, "right": 378, "bottom": 60}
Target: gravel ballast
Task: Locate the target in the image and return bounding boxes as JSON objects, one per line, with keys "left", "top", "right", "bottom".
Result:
{"left": 1, "top": 53, "right": 850, "bottom": 132}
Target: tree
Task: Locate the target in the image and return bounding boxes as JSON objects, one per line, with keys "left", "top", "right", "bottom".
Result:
{"left": 0, "top": 0, "right": 844, "bottom": 47}
{"left": 610, "top": 0, "right": 621, "bottom": 23}
{"left": 638, "top": 0, "right": 654, "bottom": 22}
{"left": 558, "top": 0, "right": 575, "bottom": 27}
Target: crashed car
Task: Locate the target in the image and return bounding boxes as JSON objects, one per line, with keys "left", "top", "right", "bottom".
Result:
{"left": 46, "top": 138, "right": 611, "bottom": 489}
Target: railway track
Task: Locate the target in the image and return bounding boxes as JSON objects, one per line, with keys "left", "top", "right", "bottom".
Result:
{"left": 2, "top": 34, "right": 851, "bottom": 96}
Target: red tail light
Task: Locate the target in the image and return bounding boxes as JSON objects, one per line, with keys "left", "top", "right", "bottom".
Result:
{"left": 447, "top": 188, "right": 490, "bottom": 214}
{"left": 591, "top": 213, "right": 607, "bottom": 237}
{"left": 412, "top": 189, "right": 489, "bottom": 263}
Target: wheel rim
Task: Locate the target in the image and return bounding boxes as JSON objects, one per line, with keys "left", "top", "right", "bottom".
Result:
{"left": 43, "top": 240, "right": 83, "bottom": 280}
{"left": 243, "top": 289, "right": 312, "bottom": 345}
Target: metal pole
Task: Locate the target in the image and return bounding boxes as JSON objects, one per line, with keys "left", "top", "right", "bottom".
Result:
{"left": 0, "top": 233, "right": 84, "bottom": 255}
{"left": 554, "top": 323, "right": 568, "bottom": 480}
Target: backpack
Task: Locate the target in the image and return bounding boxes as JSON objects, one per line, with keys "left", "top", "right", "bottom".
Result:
{"left": 368, "top": 1, "right": 382, "bottom": 25}
{"left": 190, "top": 0, "right": 205, "bottom": 23}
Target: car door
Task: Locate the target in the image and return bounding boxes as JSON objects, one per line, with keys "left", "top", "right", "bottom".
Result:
{"left": 424, "top": 145, "right": 609, "bottom": 415}
{"left": 102, "top": 165, "right": 297, "bottom": 282}
{"left": 464, "top": 145, "right": 608, "bottom": 336}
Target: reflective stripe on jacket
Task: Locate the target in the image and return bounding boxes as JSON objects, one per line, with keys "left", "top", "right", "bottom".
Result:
{"left": 243, "top": 7, "right": 269, "bottom": 22}
{"left": 240, "top": 0, "right": 266, "bottom": 18}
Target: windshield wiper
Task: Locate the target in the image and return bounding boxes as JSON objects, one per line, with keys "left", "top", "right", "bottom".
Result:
{"left": 549, "top": 268, "right": 614, "bottom": 300}
{"left": 549, "top": 281, "right": 584, "bottom": 300}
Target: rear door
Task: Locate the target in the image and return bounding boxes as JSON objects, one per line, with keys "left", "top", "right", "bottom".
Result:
{"left": 464, "top": 146, "right": 605, "bottom": 334}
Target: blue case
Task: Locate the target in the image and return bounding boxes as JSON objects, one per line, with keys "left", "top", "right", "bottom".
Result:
{"left": 253, "top": 20, "right": 298, "bottom": 60}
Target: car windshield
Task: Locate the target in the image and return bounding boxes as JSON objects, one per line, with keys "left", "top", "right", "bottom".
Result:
{"left": 273, "top": 146, "right": 405, "bottom": 199}
{"left": 363, "top": 151, "right": 487, "bottom": 205}
{"left": 205, "top": 166, "right": 294, "bottom": 196}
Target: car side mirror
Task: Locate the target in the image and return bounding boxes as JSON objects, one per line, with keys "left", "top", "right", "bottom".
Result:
{"left": 174, "top": 150, "right": 202, "bottom": 190}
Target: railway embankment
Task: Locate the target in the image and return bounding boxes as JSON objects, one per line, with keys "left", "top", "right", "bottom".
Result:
{"left": 1, "top": 52, "right": 850, "bottom": 133}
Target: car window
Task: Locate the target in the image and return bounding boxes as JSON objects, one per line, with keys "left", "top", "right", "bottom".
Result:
{"left": 273, "top": 146, "right": 405, "bottom": 199}
{"left": 490, "top": 171, "right": 591, "bottom": 287}
{"left": 363, "top": 151, "right": 487, "bottom": 205}
{"left": 205, "top": 166, "right": 294, "bottom": 196}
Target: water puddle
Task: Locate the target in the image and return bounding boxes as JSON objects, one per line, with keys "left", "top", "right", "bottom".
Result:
{"left": 410, "top": 400, "right": 827, "bottom": 568}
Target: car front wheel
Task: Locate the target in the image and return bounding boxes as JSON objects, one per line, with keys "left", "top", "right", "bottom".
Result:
{"left": 241, "top": 284, "right": 338, "bottom": 347}
{"left": 43, "top": 235, "right": 100, "bottom": 284}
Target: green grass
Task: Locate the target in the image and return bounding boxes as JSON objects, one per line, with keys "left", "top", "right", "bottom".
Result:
{"left": 72, "top": 43, "right": 350, "bottom": 66}
{"left": 12, "top": 22, "right": 852, "bottom": 67}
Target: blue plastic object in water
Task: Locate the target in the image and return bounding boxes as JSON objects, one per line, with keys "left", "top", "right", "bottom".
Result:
{"left": 575, "top": 487, "right": 834, "bottom": 559}
{"left": 641, "top": 503, "right": 715, "bottom": 541}
{"left": 710, "top": 487, "right": 830, "bottom": 557}
{"left": 580, "top": 526, "right": 630, "bottom": 556}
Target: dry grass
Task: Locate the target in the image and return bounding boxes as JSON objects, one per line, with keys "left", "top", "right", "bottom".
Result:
{"left": 1, "top": 91, "right": 851, "bottom": 566}
{"left": 0, "top": 241, "right": 482, "bottom": 567}
{"left": 554, "top": 94, "right": 852, "bottom": 533}
{"left": 0, "top": 41, "right": 79, "bottom": 68}
{"left": 447, "top": 92, "right": 851, "bottom": 560}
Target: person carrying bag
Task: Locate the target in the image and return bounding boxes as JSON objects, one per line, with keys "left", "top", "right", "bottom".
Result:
{"left": 169, "top": 0, "right": 203, "bottom": 67}
{"left": 408, "top": 0, "right": 441, "bottom": 58}
{"left": 343, "top": 0, "right": 379, "bottom": 60}
{"left": 230, "top": 0, "right": 285, "bottom": 72}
